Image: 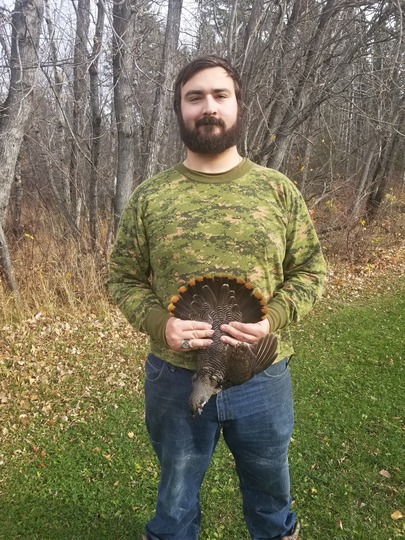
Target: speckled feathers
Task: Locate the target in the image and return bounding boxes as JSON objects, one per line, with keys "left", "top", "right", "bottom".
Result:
{"left": 168, "top": 275, "right": 278, "bottom": 415}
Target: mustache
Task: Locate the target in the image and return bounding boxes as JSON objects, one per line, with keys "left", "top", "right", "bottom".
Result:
{"left": 195, "top": 116, "right": 226, "bottom": 128}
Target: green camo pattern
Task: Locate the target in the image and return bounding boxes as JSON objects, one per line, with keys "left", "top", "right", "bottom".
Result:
{"left": 108, "top": 159, "right": 327, "bottom": 369}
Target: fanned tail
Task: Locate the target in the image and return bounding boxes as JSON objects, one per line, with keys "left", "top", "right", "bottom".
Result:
{"left": 168, "top": 274, "right": 268, "bottom": 324}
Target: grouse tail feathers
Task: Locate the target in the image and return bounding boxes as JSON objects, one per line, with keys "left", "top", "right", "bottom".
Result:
{"left": 168, "top": 274, "right": 269, "bottom": 324}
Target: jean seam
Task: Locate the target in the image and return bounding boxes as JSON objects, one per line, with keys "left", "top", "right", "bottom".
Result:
{"left": 145, "top": 358, "right": 167, "bottom": 382}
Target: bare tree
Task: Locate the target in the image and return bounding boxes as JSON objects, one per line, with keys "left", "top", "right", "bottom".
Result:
{"left": 43, "top": 0, "right": 71, "bottom": 211}
{"left": 144, "top": 0, "right": 183, "bottom": 179}
{"left": 365, "top": 104, "right": 405, "bottom": 220}
{"left": 70, "top": 0, "right": 90, "bottom": 227}
{"left": 89, "top": 0, "right": 105, "bottom": 248}
{"left": 41, "top": 0, "right": 84, "bottom": 238}
{"left": 112, "top": 0, "right": 137, "bottom": 232}
{"left": 0, "top": 0, "right": 44, "bottom": 297}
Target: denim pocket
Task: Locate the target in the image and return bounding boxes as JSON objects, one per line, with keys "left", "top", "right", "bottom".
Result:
{"left": 262, "top": 357, "right": 289, "bottom": 379}
{"left": 145, "top": 354, "right": 167, "bottom": 382}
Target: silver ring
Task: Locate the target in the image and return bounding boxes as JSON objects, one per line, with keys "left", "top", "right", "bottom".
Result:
{"left": 181, "top": 339, "right": 192, "bottom": 349}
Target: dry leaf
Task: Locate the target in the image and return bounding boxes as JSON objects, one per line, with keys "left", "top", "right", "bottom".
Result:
{"left": 19, "top": 415, "right": 29, "bottom": 426}
{"left": 391, "top": 510, "right": 403, "bottom": 520}
{"left": 379, "top": 469, "right": 391, "bottom": 478}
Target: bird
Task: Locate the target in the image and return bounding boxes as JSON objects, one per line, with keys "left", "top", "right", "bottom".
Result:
{"left": 168, "top": 275, "right": 278, "bottom": 416}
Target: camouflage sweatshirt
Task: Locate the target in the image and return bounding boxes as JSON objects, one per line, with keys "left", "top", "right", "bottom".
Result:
{"left": 108, "top": 158, "right": 326, "bottom": 369}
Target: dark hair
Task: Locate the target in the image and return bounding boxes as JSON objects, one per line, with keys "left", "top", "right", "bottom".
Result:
{"left": 173, "top": 55, "right": 242, "bottom": 116}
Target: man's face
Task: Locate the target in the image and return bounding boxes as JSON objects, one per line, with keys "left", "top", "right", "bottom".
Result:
{"left": 178, "top": 67, "right": 241, "bottom": 155}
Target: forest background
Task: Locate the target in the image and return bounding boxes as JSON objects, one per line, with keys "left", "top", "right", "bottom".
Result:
{"left": 0, "top": 0, "right": 404, "bottom": 310}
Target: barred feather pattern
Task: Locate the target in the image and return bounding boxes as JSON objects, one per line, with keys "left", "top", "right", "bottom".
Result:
{"left": 168, "top": 275, "right": 278, "bottom": 415}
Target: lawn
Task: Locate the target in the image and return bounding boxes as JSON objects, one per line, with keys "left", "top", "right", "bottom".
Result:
{"left": 0, "top": 281, "right": 404, "bottom": 539}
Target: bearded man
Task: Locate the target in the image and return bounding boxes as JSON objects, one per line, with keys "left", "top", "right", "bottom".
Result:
{"left": 109, "top": 55, "right": 326, "bottom": 540}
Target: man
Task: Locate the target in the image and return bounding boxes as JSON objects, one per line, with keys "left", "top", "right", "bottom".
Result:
{"left": 109, "top": 55, "right": 326, "bottom": 540}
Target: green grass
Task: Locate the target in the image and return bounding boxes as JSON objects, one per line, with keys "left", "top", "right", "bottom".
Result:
{"left": 0, "top": 288, "right": 404, "bottom": 539}
{"left": 289, "top": 290, "right": 405, "bottom": 539}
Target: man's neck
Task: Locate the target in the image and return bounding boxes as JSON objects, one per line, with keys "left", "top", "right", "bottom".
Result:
{"left": 183, "top": 146, "right": 242, "bottom": 174}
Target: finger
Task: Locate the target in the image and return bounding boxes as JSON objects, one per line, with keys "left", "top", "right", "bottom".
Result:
{"left": 220, "top": 323, "right": 257, "bottom": 343}
{"left": 191, "top": 338, "right": 213, "bottom": 349}
{"left": 180, "top": 338, "right": 213, "bottom": 352}
{"left": 166, "top": 318, "right": 214, "bottom": 352}
{"left": 219, "top": 334, "right": 239, "bottom": 347}
{"left": 189, "top": 328, "right": 215, "bottom": 340}
{"left": 228, "top": 321, "right": 261, "bottom": 336}
{"left": 188, "top": 322, "right": 213, "bottom": 331}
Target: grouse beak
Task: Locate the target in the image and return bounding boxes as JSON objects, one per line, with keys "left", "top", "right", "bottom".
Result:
{"left": 194, "top": 400, "right": 208, "bottom": 417}
{"left": 189, "top": 376, "right": 223, "bottom": 417}
{"left": 189, "top": 393, "right": 209, "bottom": 417}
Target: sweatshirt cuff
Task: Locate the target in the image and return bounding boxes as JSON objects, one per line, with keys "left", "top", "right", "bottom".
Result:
{"left": 266, "top": 300, "right": 288, "bottom": 332}
{"left": 143, "top": 306, "right": 171, "bottom": 345}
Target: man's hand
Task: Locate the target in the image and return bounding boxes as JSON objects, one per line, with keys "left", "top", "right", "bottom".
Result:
{"left": 220, "top": 318, "right": 270, "bottom": 346}
{"left": 165, "top": 317, "right": 214, "bottom": 353}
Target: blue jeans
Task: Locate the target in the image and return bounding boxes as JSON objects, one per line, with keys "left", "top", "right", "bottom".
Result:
{"left": 144, "top": 354, "right": 296, "bottom": 540}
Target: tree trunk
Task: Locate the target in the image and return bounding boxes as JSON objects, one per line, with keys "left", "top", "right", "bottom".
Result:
{"left": 11, "top": 159, "right": 23, "bottom": 234}
{"left": 298, "top": 131, "right": 314, "bottom": 197}
{"left": 351, "top": 144, "right": 377, "bottom": 220}
{"left": 112, "top": 0, "right": 137, "bottom": 232}
{"left": 365, "top": 133, "right": 402, "bottom": 222}
{"left": 0, "top": 225, "right": 21, "bottom": 305}
{"left": 44, "top": 0, "right": 71, "bottom": 210}
{"left": 226, "top": 0, "right": 238, "bottom": 58}
{"left": 89, "top": 0, "right": 105, "bottom": 250}
{"left": 144, "top": 0, "right": 183, "bottom": 179}
{"left": 240, "top": 0, "right": 267, "bottom": 77}
{"left": 70, "top": 0, "right": 90, "bottom": 228}
{"left": 0, "top": 0, "right": 44, "bottom": 297}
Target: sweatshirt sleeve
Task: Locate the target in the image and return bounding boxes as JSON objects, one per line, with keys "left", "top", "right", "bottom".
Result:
{"left": 266, "top": 187, "right": 326, "bottom": 332}
{"left": 108, "top": 190, "right": 170, "bottom": 344}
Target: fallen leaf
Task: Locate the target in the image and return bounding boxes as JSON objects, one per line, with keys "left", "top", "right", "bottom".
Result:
{"left": 19, "top": 415, "right": 29, "bottom": 426}
{"left": 379, "top": 469, "right": 391, "bottom": 478}
{"left": 391, "top": 510, "right": 403, "bottom": 520}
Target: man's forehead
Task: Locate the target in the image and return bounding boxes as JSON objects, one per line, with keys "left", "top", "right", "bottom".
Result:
{"left": 181, "top": 67, "right": 234, "bottom": 93}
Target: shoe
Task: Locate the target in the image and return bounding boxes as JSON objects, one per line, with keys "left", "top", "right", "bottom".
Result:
{"left": 281, "top": 521, "right": 300, "bottom": 540}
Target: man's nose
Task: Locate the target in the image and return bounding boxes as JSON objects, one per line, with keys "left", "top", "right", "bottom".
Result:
{"left": 202, "top": 95, "right": 218, "bottom": 115}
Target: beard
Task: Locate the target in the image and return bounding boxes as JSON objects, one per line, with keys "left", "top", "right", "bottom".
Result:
{"left": 178, "top": 114, "right": 242, "bottom": 155}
